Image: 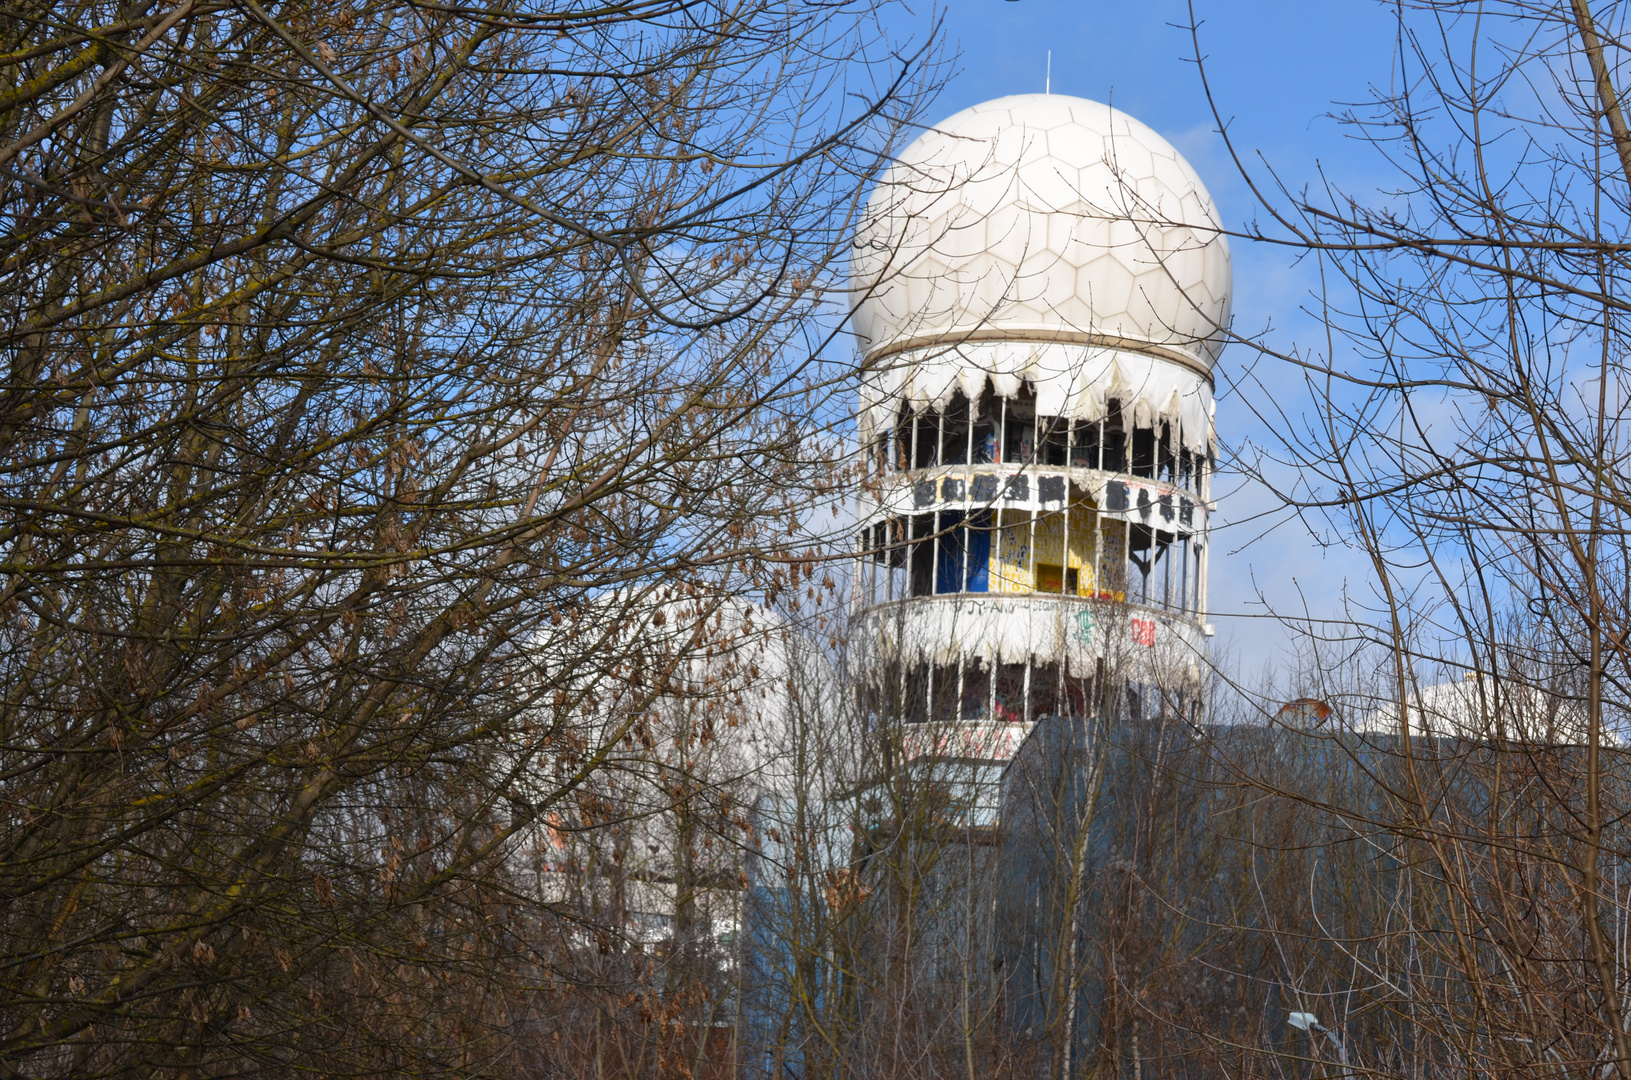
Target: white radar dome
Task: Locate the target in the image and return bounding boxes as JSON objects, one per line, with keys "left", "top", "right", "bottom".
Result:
{"left": 851, "top": 95, "right": 1232, "bottom": 452}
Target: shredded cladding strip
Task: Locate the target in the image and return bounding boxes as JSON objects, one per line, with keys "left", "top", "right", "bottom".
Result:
{"left": 858, "top": 343, "right": 1214, "bottom": 455}
{"left": 854, "top": 596, "right": 1205, "bottom": 684}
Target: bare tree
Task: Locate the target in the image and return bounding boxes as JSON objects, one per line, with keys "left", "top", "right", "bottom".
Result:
{"left": 1189, "top": 0, "right": 1631, "bottom": 1076}
{"left": 0, "top": 1, "right": 937, "bottom": 1074}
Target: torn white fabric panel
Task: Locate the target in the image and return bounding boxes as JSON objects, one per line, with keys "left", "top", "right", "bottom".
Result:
{"left": 858, "top": 342, "right": 1212, "bottom": 454}
{"left": 852, "top": 595, "right": 1207, "bottom": 686}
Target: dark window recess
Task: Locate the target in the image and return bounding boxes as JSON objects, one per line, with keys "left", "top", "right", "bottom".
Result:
{"left": 1102, "top": 407, "right": 1127, "bottom": 472}
{"left": 994, "top": 663, "right": 1027, "bottom": 723}
{"left": 1041, "top": 420, "right": 1069, "bottom": 465}
{"left": 932, "top": 510, "right": 991, "bottom": 595}
{"left": 1128, "top": 524, "right": 1170, "bottom": 576}
{"left": 965, "top": 512, "right": 991, "bottom": 592}
{"left": 1042, "top": 567, "right": 1077, "bottom": 593}
{"left": 1131, "top": 427, "right": 1156, "bottom": 478}
{"left": 887, "top": 519, "right": 906, "bottom": 568}
{"left": 913, "top": 416, "right": 937, "bottom": 469}
{"left": 1004, "top": 415, "right": 1032, "bottom": 463}
{"left": 932, "top": 664, "right": 959, "bottom": 724}
{"left": 1037, "top": 475, "right": 1065, "bottom": 503}
{"left": 1071, "top": 421, "right": 1101, "bottom": 468}
{"left": 1030, "top": 662, "right": 1060, "bottom": 719}
{"left": 1004, "top": 474, "right": 1030, "bottom": 502}
{"left": 972, "top": 473, "right": 1000, "bottom": 502}
{"left": 934, "top": 511, "right": 966, "bottom": 595}
{"left": 973, "top": 424, "right": 996, "bottom": 464}
{"left": 909, "top": 515, "right": 934, "bottom": 596}
{"left": 941, "top": 395, "right": 970, "bottom": 465}
{"left": 904, "top": 666, "right": 930, "bottom": 721}
{"left": 961, "top": 661, "right": 990, "bottom": 720}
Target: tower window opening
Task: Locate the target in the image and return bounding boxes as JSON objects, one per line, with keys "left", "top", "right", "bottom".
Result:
{"left": 1102, "top": 404, "right": 1127, "bottom": 472}
{"left": 903, "top": 665, "right": 930, "bottom": 723}
{"left": 931, "top": 663, "right": 959, "bottom": 725}
{"left": 931, "top": 511, "right": 991, "bottom": 595}
{"left": 1070, "top": 420, "right": 1100, "bottom": 468}
{"left": 964, "top": 512, "right": 991, "bottom": 593}
{"left": 1002, "top": 399, "right": 1035, "bottom": 463}
{"left": 908, "top": 514, "right": 934, "bottom": 596}
{"left": 933, "top": 510, "right": 966, "bottom": 594}
{"left": 961, "top": 659, "right": 990, "bottom": 721}
{"left": 994, "top": 663, "right": 1027, "bottom": 724}
{"left": 880, "top": 661, "right": 1100, "bottom": 731}
{"left": 1040, "top": 417, "right": 1069, "bottom": 466}
{"left": 972, "top": 420, "right": 996, "bottom": 464}
{"left": 1034, "top": 564, "right": 1078, "bottom": 594}
{"left": 1030, "top": 662, "right": 1061, "bottom": 719}
{"left": 1131, "top": 426, "right": 1156, "bottom": 479}
{"left": 1128, "top": 524, "right": 1171, "bottom": 607}
{"left": 940, "top": 393, "right": 971, "bottom": 465}
{"left": 912, "top": 414, "right": 936, "bottom": 469}
{"left": 1062, "top": 675, "right": 1093, "bottom": 719}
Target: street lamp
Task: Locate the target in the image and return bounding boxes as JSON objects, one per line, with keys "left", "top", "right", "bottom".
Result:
{"left": 1288, "top": 1010, "right": 1350, "bottom": 1073}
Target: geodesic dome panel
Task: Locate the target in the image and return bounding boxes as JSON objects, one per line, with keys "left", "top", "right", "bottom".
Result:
{"left": 851, "top": 94, "right": 1232, "bottom": 438}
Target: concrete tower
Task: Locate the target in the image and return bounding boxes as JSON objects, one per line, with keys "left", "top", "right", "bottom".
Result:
{"left": 849, "top": 95, "right": 1232, "bottom": 778}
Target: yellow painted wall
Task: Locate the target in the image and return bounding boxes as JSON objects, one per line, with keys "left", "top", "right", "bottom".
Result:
{"left": 991, "top": 503, "right": 1099, "bottom": 595}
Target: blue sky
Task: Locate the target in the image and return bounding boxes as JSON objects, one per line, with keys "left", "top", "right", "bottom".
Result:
{"left": 876, "top": 1, "right": 1406, "bottom": 680}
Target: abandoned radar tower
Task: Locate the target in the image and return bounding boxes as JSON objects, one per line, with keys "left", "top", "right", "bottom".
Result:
{"left": 849, "top": 94, "right": 1231, "bottom": 774}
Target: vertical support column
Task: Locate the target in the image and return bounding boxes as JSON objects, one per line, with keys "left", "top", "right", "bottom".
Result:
{"left": 1124, "top": 518, "right": 1133, "bottom": 605}
{"left": 935, "top": 508, "right": 942, "bottom": 596}
{"left": 1026, "top": 403, "right": 1038, "bottom": 594}
{"left": 1198, "top": 449, "right": 1210, "bottom": 626}
{"left": 1022, "top": 656, "right": 1033, "bottom": 727}
{"left": 1180, "top": 535, "right": 1190, "bottom": 614}
{"left": 958, "top": 394, "right": 970, "bottom": 593}
{"left": 1163, "top": 531, "right": 1173, "bottom": 610}
{"left": 906, "top": 513, "right": 916, "bottom": 601}
{"left": 966, "top": 392, "right": 976, "bottom": 470}
{"left": 1064, "top": 417, "right": 1073, "bottom": 596}
{"left": 852, "top": 530, "right": 863, "bottom": 616}
{"left": 999, "top": 398, "right": 1007, "bottom": 465}
{"left": 1027, "top": 507, "right": 1037, "bottom": 595}
{"left": 885, "top": 519, "right": 895, "bottom": 603}
{"left": 987, "top": 648, "right": 998, "bottom": 723}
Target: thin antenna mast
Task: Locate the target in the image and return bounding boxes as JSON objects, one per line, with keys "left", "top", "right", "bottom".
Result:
{"left": 1046, "top": 50, "right": 1051, "bottom": 94}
